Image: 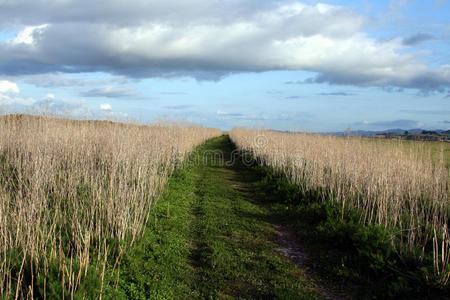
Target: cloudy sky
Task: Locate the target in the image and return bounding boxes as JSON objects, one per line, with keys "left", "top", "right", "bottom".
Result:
{"left": 0, "top": 0, "right": 449, "bottom": 131}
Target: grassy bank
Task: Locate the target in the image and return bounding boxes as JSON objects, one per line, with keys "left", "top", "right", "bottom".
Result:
{"left": 251, "top": 164, "right": 450, "bottom": 298}
{"left": 228, "top": 127, "right": 449, "bottom": 298}
{"left": 107, "top": 135, "right": 322, "bottom": 299}
{"left": 230, "top": 128, "right": 449, "bottom": 295}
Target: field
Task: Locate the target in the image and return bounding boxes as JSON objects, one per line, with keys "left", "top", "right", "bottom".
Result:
{"left": 361, "top": 137, "right": 450, "bottom": 168}
{"left": 0, "top": 115, "right": 449, "bottom": 299}
{"left": 230, "top": 128, "right": 449, "bottom": 294}
{"left": 0, "top": 114, "right": 221, "bottom": 298}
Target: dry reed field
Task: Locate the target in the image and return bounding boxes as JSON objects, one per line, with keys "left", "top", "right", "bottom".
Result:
{"left": 229, "top": 128, "right": 449, "bottom": 287}
{"left": 0, "top": 114, "right": 221, "bottom": 298}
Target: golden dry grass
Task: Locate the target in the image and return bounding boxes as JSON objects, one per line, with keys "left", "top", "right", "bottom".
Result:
{"left": 229, "top": 128, "right": 449, "bottom": 286}
{"left": 0, "top": 114, "right": 221, "bottom": 298}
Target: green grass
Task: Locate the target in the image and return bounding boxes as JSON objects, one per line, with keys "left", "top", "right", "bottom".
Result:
{"left": 251, "top": 163, "right": 450, "bottom": 299}
{"left": 402, "top": 140, "right": 450, "bottom": 168}
{"left": 105, "top": 135, "right": 323, "bottom": 299}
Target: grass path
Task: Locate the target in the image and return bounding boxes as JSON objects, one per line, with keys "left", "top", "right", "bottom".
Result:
{"left": 113, "top": 135, "right": 325, "bottom": 299}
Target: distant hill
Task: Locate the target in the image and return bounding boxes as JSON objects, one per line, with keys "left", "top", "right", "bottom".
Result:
{"left": 327, "top": 128, "right": 447, "bottom": 136}
{"left": 324, "top": 128, "right": 450, "bottom": 141}
{"left": 269, "top": 128, "right": 450, "bottom": 141}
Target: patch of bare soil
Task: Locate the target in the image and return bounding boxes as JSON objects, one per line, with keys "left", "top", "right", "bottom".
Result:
{"left": 274, "top": 224, "right": 350, "bottom": 300}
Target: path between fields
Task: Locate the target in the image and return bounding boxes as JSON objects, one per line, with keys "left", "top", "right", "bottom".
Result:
{"left": 182, "top": 135, "right": 346, "bottom": 299}
{"left": 119, "top": 135, "right": 346, "bottom": 299}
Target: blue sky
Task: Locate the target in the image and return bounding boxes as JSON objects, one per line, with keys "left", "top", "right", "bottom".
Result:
{"left": 0, "top": 0, "right": 449, "bottom": 131}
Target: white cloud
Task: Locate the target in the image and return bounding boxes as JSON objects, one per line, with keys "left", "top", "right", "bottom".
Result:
{"left": 9, "top": 24, "right": 48, "bottom": 45}
{"left": 35, "top": 97, "right": 86, "bottom": 113}
{"left": 0, "top": 1, "right": 448, "bottom": 90}
{"left": 216, "top": 109, "right": 226, "bottom": 115}
{"left": 0, "top": 94, "right": 35, "bottom": 106}
{"left": 0, "top": 80, "right": 34, "bottom": 106}
{"left": 100, "top": 103, "right": 112, "bottom": 110}
{"left": 0, "top": 79, "right": 87, "bottom": 113}
{"left": 0, "top": 80, "right": 19, "bottom": 93}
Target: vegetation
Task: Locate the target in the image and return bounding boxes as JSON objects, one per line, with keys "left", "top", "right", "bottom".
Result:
{"left": 229, "top": 128, "right": 450, "bottom": 294}
{"left": 1, "top": 113, "right": 448, "bottom": 298}
{"left": 107, "top": 135, "right": 322, "bottom": 299}
{"left": 372, "top": 130, "right": 450, "bottom": 142}
{"left": 359, "top": 137, "right": 450, "bottom": 168}
{"left": 0, "top": 114, "right": 220, "bottom": 298}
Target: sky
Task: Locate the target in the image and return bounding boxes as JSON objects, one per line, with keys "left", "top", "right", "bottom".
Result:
{"left": 0, "top": 0, "right": 449, "bottom": 132}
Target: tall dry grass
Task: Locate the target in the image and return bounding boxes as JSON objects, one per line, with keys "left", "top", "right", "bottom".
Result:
{"left": 230, "top": 128, "right": 449, "bottom": 286}
{"left": 0, "top": 114, "right": 221, "bottom": 298}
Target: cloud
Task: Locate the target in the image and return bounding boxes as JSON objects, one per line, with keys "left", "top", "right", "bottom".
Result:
{"left": 37, "top": 98, "right": 86, "bottom": 112}
{"left": 0, "top": 1, "right": 449, "bottom": 91}
{"left": 0, "top": 79, "right": 87, "bottom": 113}
{"left": 216, "top": 109, "right": 243, "bottom": 117}
{"left": 80, "top": 86, "right": 134, "bottom": 98}
{"left": 215, "top": 110, "right": 310, "bottom": 122}
{"left": 381, "top": 86, "right": 404, "bottom": 93}
{"left": 284, "top": 96, "right": 303, "bottom": 100}
{"left": 285, "top": 78, "right": 317, "bottom": 85}
{"left": 0, "top": 80, "right": 19, "bottom": 93}
{"left": 402, "top": 33, "right": 435, "bottom": 46}
{"left": 318, "top": 91, "right": 355, "bottom": 96}
{"left": 357, "top": 119, "right": 424, "bottom": 128}
{"left": 284, "top": 80, "right": 305, "bottom": 85}
{"left": 0, "top": 80, "right": 35, "bottom": 106}
{"left": 275, "top": 111, "right": 312, "bottom": 120}
{"left": 400, "top": 109, "right": 450, "bottom": 115}
{"left": 21, "top": 74, "right": 96, "bottom": 87}
{"left": 165, "top": 105, "right": 193, "bottom": 110}
{"left": 100, "top": 103, "right": 111, "bottom": 110}
{"left": 19, "top": 73, "right": 128, "bottom": 88}
{"left": 9, "top": 24, "right": 48, "bottom": 45}
{"left": 0, "top": 94, "right": 35, "bottom": 106}
{"left": 442, "top": 120, "right": 450, "bottom": 124}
